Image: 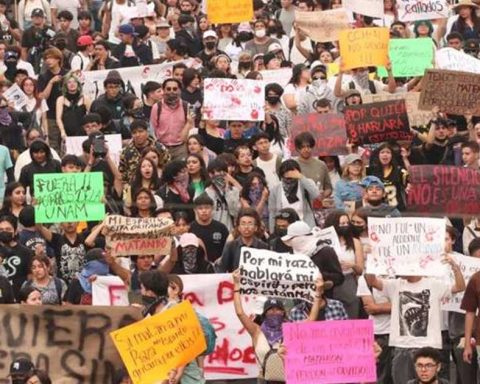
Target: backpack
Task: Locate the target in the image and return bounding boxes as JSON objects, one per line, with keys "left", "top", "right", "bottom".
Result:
{"left": 25, "top": 277, "right": 63, "bottom": 304}
{"left": 196, "top": 312, "right": 217, "bottom": 355}
{"left": 70, "top": 53, "right": 85, "bottom": 70}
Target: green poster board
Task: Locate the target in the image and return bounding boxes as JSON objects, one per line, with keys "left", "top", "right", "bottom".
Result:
{"left": 34, "top": 172, "right": 105, "bottom": 223}
{"left": 378, "top": 38, "right": 434, "bottom": 78}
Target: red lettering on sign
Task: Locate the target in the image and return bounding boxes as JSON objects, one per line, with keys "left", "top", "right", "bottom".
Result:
{"left": 184, "top": 292, "right": 204, "bottom": 306}
{"left": 217, "top": 281, "right": 234, "bottom": 304}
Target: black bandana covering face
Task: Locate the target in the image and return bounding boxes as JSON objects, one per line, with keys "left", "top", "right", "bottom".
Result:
{"left": 282, "top": 177, "right": 299, "bottom": 204}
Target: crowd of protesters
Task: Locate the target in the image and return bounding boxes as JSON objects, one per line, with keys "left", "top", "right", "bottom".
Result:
{"left": 0, "top": 0, "right": 480, "bottom": 383}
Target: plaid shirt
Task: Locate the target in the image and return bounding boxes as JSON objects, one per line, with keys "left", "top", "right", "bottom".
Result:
{"left": 289, "top": 299, "right": 348, "bottom": 322}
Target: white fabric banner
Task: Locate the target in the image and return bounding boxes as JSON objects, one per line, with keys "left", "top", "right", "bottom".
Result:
{"left": 203, "top": 78, "right": 265, "bottom": 121}
{"left": 367, "top": 217, "right": 446, "bottom": 276}
{"left": 436, "top": 47, "right": 480, "bottom": 74}
{"left": 343, "top": 0, "right": 384, "bottom": 19}
{"left": 260, "top": 68, "right": 292, "bottom": 88}
{"left": 65, "top": 134, "right": 122, "bottom": 165}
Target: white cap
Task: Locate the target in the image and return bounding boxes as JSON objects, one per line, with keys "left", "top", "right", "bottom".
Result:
{"left": 281, "top": 221, "right": 312, "bottom": 242}
{"left": 268, "top": 42, "right": 282, "bottom": 53}
{"left": 203, "top": 30, "right": 218, "bottom": 39}
{"left": 179, "top": 233, "right": 199, "bottom": 248}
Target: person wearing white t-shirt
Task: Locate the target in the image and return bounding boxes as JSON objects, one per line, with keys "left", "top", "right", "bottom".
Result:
{"left": 365, "top": 257, "right": 465, "bottom": 384}
{"left": 252, "top": 132, "right": 281, "bottom": 189}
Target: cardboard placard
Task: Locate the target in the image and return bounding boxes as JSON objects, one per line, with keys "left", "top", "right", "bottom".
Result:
{"left": 441, "top": 254, "right": 480, "bottom": 313}
{"left": 207, "top": 0, "right": 254, "bottom": 24}
{"left": 362, "top": 92, "right": 431, "bottom": 127}
{"left": 377, "top": 38, "right": 434, "bottom": 77}
{"left": 111, "top": 301, "right": 206, "bottom": 384}
{"left": 419, "top": 69, "right": 480, "bottom": 115}
{"left": 407, "top": 165, "right": 480, "bottom": 216}
{"left": 339, "top": 28, "right": 389, "bottom": 70}
{"left": 283, "top": 320, "right": 377, "bottom": 384}
{"left": 397, "top": 0, "right": 449, "bottom": 22}
{"left": 239, "top": 247, "right": 320, "bottom": 302}
{"left": 203, "top": 78, "right": 265, "bottom": 121}
{"left": 344, "top": 99, "right": 411, "bottom": 144}
{"left": 290, "top": 113, "right": 348, "bottom": 156}
{"left": 436, "top": 47, "right": 480, "bottom": 74}
{"left": 367, "top": 217, "right": 446, "bottom": 276}
{"left": 343, "top": 0, "right": 384, "bottom": 18}
{"left": 34, "top": 172, "right": 105, "bottom": 223}
{"left": 104, "top": 215, "right": 174, "bottom": 256}
{"left": 0, "top": 305, "right": 141, "bottom": 384}
{"left": 295, "top": 9, "right": 350, "bottom": 43}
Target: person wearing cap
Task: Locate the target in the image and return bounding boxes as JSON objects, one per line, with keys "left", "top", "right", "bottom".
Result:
{"left": 0, "top": 0, "right": 21, "bottom": 45}
{"left": 152, "top": 18, "right": 171, "bottom": 61}
{"left": 165, "top": 232, "right": 211, "bottom": 274}
{"left": 175, "top": 14, "right": 202, "bottom": 56}
{"left": 450, "top": 0, "right": 480, "bottom": 40}
{"left": 334, "top": 153, "right": 365, "bottom": 210}
{"left": 244, "top": 19, "right": 281, "bottom": 56}
{"left": 70, "top": 35, "right": 94, "bottom": 71}
{"left": 100, "top": 0, "right": 136, "bottom": 45}
{"left": 89, "top": 40, "right": 120, "bottom": 71}
{"left": 298, "top": 64, "right": 335, "bottom": 115}
{"left": 9, "top": 357, "right": 35, "bottom": 384}
{"left": 196, "top": 30, "right": 226, "bottom": 67}
{"left": 360, "top": 175, "right": 401, "bottom": 217}
{"left": 282, "top": 63, "right": 311, "bottom": 113}
{"left": 112, "top": 23, "right": 153, "bottom": 67}
{"left": 269, "top": 208, "right": 299, "bottom": 253}
{"left": 190, "top": 193, "right": 229, "bottom": 263}
{"left": 263, "top": 51, "right": 281, "bottom": 70}
{"left": 20, "top": 8, "right": 54, "bottom": 67}
{"left": 18, "top": 1, "right": 51, "bottom": 31}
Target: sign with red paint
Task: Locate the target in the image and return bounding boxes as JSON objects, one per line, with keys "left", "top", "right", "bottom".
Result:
{"left": 203, "top": 78, "right": 265, "bottom": 121}
{"left": 92, "top": 276, "right": 129, "bottom": 306}
{"left": 407, "top": 165, "right": 480, "bottom": 216}
{"left": 91, "top": 274, "right": 259, "bottom": 380}
{"left": 290, "top": 112, "right": 348, "bottom": 156}
{"left": 344, "top": 99, "right": 411, "bottom": 144}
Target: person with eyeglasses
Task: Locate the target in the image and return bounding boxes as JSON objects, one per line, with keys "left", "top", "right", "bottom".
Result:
{"left": 408, "top": 347, "right": 449, "bottom": 384}
{"left": 298, "top": 64, "right": 336, "bottom": 115}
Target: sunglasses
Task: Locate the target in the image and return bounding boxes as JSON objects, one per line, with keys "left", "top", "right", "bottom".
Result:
{"left": 165, "top": 87, "right": 179, "bottom": 91}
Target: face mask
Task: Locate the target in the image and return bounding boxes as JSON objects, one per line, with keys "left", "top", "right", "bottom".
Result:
{"left": 267, "top": 27, "right": 277, "bottom": 35}
{"left": 165, "top": 93, "right": 179, "bottom": 106}
{"left": 130, "top": 107, "right": 145, "bottom": 119}
{"left": 289, "top": 236, "right": 316, "bottom": 256}
{"left": 312, "top": 79, "right": 327, "bottom": 87}
{"left": 212, "top": 174, "right": 226, "bottom": 190}
{"left": 205, "top": 41, "right": 216, "bottom": 50}
{"left": 266, "top": 95, "right": 280, "bottom": 105}
{"left": 238, "top": 61, "right": 252, "bottom": 70}
{"left": 182, "top": 247, "right": 197, "bottom": 274}
{"left": 263, "top": 313, "right": 283, "bottom": 328}
{"left": 274, "top": 227, "right": 288, "bottom": 237}
{"left": 248, "top": 184, "right": 263, "bottom": 203}
{"left": 351, "top": 225, "right": 365, "bottom": 237}
{"left": 238, "top": 32, "right": 253, "bottom": 42}
{"left": 337, "top": 225, "right": 351, "bottom": 237}
{"left": 0, "top": 231, "right": 13, "bottom": 243}
{"left": 255, "top": 29, "right": 266, "bottom": 38}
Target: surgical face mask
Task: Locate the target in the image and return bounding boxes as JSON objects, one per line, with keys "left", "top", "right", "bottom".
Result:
{"left": 312, "top": 79, "right": 327, "bottom": 87}
{"left": 255, "top": 29, "right": 266, "bottom": 38}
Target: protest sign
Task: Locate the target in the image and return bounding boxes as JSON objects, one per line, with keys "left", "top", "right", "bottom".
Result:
{"left": 79, "top": 59, "right": 200, "bottom": 100}
{"left": 65, "top": 134, "right": 122, "bottom": 165}
{"left": 436, "top": 47, "right": 480, "bottom": 74}
{"left": 377, "top": 38, "right": 433, "bottom": 77}
{"left": 339, "top": 28, "right": 389, "bottom": 70}
{"left": 343, "top": 0, "right": 384, "bottom": 18}
{"left": 407, "top": 165, "right": 480, "bottom": 216}
{"left": 4, "top": 83, "right": 27, "bottom": 110}
{"left": 260, "top": 68, "right": 292, "bottom": 88}
{"left": 397, "top": 0, "right": 449, "bottom": 22}
{"left": 344, "top": 99, "right": 411, "bottom": 144}
{"left": 111, "top": 300, "right": 206, "bottom": 384}
{"left": 295, "top": 9, "right": 350, "bottom": 43}
{"left": 283, "top": 320, "right": 376, "bottom": 384}
{"left": 441, "top": 254, "right": 480, "bottom": 313}
{"left": 91, "top": 274, "right": 259, "bottom": 380}
{"left": 104, "top": 215, "right": 174, "bottom": 256}
{"left": 419, "top": 69, "right": 480, "bottom": 115}
{"left": 34, "top": 172, "right": 105, "bottom": 223}
{"left": 290, "top": 113, "right": 348, "bottom": 156}
{"left": 207, "top": 0, "right": 253, "bottom": 24}
{"left": 327, "top": 63, "right": 340, "bottom": 78}
{"left": 367, "top": 217, "right": 446, "bottom": 276}
{"left": 239, "top": 247, "right": 320, "bottom": 302}
{"left": 203, "top": 78, "right": 265, "bottom": 121}
{"left": 312, "top": 226, "right": 342, "bottom": 255}
{"left": 93, "top": 276, "right": 129, "bottom": 306}
{"left": 0, "top": 305, "right": 141, "bottom": 384}
{"left": 362, "top": 92, "right": 431, "bottom": 127}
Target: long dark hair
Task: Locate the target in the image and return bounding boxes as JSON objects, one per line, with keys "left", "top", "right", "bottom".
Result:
{"left": 455, "top": 5, "right": 480, "bottom": 36}
{"left": 1, "top": 182, "right": 25, "bottom": 214}
{"left": 324, "top": 210, "right": 355, "bottom": 250}
{"left": 239, "top": 172, "right": 267, "bottom": 202}
{"left": 131, "top": 157, "right": 160, "bottom": 196}
{"left": 186, "top": 153, "right": 208, "bottom": 183}
{"left": 130, "top": 187, "right": 157, "bottom": 217}
{"left": 369, "top": 142, "right": 403, "bottom": 176}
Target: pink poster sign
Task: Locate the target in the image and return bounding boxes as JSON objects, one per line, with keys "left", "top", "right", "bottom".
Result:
{"left": 283, "top": 319, "right": 377, "bottom": 384}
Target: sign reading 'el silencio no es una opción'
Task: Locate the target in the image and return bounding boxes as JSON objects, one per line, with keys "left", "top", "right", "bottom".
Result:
{"left": 344, "top": 99, "right": 411, "bottom": 145}
{"left": 34, "top": 172, "right": 105, "bottom": 223}
{"left": 407, "top": 165, "right": 480, "bottom": 216}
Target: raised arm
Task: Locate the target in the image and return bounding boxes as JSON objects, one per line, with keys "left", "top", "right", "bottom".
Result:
{"left": 232, "top": 269, "right": 260, "bottom": 339}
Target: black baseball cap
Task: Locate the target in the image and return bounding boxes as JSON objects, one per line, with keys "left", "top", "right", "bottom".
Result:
{"left": 31, "top": 8, "right": 44, "bottom": 17}
{"left": 9, "top": 358, "right": 34, "bottom": 377}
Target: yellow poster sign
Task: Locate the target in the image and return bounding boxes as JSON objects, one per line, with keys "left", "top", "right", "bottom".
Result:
{"left": 207, "top": 0, "right": 254, "bottom": 24}
{"left": 339, "top": 27, "right": 390, "bottom": 70}
{"left": 111, "top": 301, "right": 206, "bottom": 384}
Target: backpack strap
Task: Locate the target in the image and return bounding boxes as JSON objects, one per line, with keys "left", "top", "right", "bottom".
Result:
{"left": 156, "top": 101, "right": 188, "bottom": 124}
{"left": 368, "top": 80, "right": 377, "bottom": 95}
{"left": 467, "top": 226, "right": 478, "bottom": 239}
{"left": 54, "top": 277, "right": 63, "bottom": 304}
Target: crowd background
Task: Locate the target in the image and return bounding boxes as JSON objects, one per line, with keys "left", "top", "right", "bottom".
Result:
{"left": 0, "top": 0, "right": 479, "bottom": 383}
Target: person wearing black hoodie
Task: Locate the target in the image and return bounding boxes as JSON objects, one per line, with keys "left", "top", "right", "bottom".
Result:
{"left": 18, "top": 140, "right": 61, "bottom": 195}
{"left": 90, "top": 70, "right": 126, "bottom": 120}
